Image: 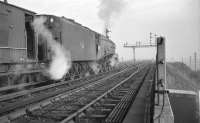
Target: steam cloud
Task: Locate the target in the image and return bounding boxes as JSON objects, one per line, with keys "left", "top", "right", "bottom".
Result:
{"left": 32, "top": 16, "right": 71, "bottom": 80}
{"left": 89, "top": 62, "right": 100, "bottom": 74}
{"left": 109, "top": 54, "right": 118, "bottom": 67}
{"left": 98, "top": 0, "right": 126, "bottom": 30}
{"left": 12, "top": 61, "right": 33, "bottom": 85}
{"left": 85, "top": 72, "right": 90, "bottom": 77}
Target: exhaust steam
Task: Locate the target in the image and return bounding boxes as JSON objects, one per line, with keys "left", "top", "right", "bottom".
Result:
{"left": 85, "top": 72, "right": 90, "bottom": 77}
{"left": 109, "top": 54, "right": 118, "bottom": 67}
{"left": 89, "top": 62, "right": 100, "bottom": 74}
{"left": 32, "top": 16, "right": 71, "bottom": 80}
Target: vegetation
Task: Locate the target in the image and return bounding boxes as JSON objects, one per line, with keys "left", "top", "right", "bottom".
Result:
{"left": 166, "top": 62, "right": 200, "bottom": 91}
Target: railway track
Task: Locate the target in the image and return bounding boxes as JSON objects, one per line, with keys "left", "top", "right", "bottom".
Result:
{"left": 0, "top": 63, "right": 131, "bottom": 106}
{"left": 0, "top": 63, "right": 139, "bottom": 122}
{"left": 1, "top": 63, "right": 155, "bottom": 123}
{"left": 59, "top": 65, "right": 155, "bottom": 123}
{"left": 0, "top": 69, "right": 117, "bottom": 105}
{"left": 0, "top": 63, "right": 129, "bottom": 96}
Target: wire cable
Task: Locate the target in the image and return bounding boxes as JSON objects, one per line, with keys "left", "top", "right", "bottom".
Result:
{"left": 154, "top": 91, "right": 166, "bottom": 120}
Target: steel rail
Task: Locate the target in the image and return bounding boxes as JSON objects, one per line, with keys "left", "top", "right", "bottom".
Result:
{"left": 0, "top": 70, "right": 120, "bottom": 115}
{"left": 0, "top": 66, "right": 126, "bottom": 102}
{"left": 0, "top": 64, "right": 139, "bottom": 122}
{"left": 60, "top": 65, "right": 141, "bottom": 123}
{"left": 0, "top": 62, "right": 130, "bottom": 98}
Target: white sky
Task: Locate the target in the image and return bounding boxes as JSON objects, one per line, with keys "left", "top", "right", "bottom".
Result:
{"left": 6, "top": 0, "right": 200, "bottom": 62}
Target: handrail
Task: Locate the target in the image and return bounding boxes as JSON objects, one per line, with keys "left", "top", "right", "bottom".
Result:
{"left": 0, "top": 47, "right": 27, "bottom": 50}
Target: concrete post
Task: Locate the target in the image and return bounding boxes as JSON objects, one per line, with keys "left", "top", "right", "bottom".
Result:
{"left": 154, "top": 37, "right": 174, "bottom": 123}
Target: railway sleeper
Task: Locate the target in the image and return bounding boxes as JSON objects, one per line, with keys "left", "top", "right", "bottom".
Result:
{"left": 26, "top": 108, "right": 78, "bottom": 122}
{"left": 85, "top": 107, "right": 111, "bottom": 115}
{"left": 102, "top": 99, "right": 121, "bottom": 104}
{"left": 76, "top": 117, "right": 105, "bottom": 123}
{"left": 105, "top": 102, "right": 131, "bottom": 123}
{"left": 77, "top": 97, "right": 126, "bottom": 122}
{"left": 105, "top": 92, "right": 139, "bottom": 123}
{"left": 105, "top": 68, "right": 152, "bottom": 123}
{"left": 100, "top": 104, "right": 116, "bottom": 109}
{"left": 80, "top": 92, "right": 132, "bottom": 122}
{"left": 24, "top": 109, "right": 60, "bottom": 122}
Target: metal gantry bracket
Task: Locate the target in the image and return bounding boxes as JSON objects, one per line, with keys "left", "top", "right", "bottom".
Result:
{"left": 123, "top": 32, "right": 158, "bottom": 64}
{"left": 123, "top": 43, "right": 157, "bottom": 64}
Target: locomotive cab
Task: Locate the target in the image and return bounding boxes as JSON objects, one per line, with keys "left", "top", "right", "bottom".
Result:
{"left": 35, "top": 15, "right": 62, "bottom": 62}
{"left": 25, "top": 13, "right": 36, "bottom": 60}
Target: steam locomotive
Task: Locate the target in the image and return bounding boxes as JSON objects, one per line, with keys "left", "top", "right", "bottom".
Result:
{"left": 0, "top": 1, "right": 116, "bottom": 86}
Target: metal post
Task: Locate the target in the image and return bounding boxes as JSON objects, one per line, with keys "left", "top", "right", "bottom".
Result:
{"left": 182, "top": 57, "right": 184, "bottom": 64}
{"left": 35, "top": 32, "right": 39, "bottom": 61}
{"left": 190, "top": 56, "right": 192, "bottom": 69}
{"left": 194, "top": 52, "right": 197, "bottom": 71}
{"left": 133, "top": 48, "right": 135, "bottom": 64}
{"left": 150, "top": 32, "right": 152, "bottom": 45}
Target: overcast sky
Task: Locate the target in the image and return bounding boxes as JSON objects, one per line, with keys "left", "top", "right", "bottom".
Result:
{"left": 7, "top": 0, "right": 200, "bottom": 62}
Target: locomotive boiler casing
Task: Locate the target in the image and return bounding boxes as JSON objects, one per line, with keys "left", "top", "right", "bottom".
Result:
{"left": 60, "top": 17, "right": 97, "bottom": 61}
{"left": 41, "top": 15, "right": 116, "bottom": 62}
{"left": 97, "top": 35, "right": 115, "bottom": 60}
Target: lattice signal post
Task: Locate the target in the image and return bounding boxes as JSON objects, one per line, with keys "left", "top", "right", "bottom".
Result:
{"left": 123, "top": 42, "right": 156, "bottom": 64}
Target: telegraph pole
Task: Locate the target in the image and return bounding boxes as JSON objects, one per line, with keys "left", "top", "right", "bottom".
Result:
{"left": 194, "top": 52, "right": 197, "bottom": 71}
{"left": 132, "top": 48, "right": 135, "bottom": 64}
{"left": 190, "top": 56, "right": 192, "bottom": 69}
{"left": 150, "top": 32, "right": 152, "bottom": 45}
{"left": 182, "top": 57, "right": 184, "bottom": 64}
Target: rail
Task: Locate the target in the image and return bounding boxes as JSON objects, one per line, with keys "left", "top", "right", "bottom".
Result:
{"left": 60, "top": 65, "right": 141, "bottom": 123}
{"left": 0, "top": 63, "right": 138, "bottom": 122}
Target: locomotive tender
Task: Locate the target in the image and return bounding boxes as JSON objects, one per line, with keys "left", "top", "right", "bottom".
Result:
{"left": 0, "top": 1, "right": 116, "bottom": 86}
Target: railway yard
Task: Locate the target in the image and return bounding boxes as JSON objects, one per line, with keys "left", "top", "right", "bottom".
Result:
{"left": 0, "top": 63, "right": 156, "bottom": 123}
{"left": 1, "top": 1, "right": 199, "bottom": 123}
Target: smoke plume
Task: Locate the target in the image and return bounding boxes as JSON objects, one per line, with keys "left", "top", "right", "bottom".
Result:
{"left": 98, "top": 0, "right": 126, "bottom": 30}
{"left": 32, "top": 16, "right": 71, "bottom": 80}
